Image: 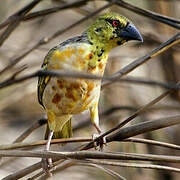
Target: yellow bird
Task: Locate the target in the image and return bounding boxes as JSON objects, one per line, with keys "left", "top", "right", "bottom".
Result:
{"left": 38, "top": 12, "right": 143, "bottom": 171}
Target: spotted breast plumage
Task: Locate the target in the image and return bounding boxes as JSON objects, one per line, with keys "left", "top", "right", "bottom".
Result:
{"left": 37, "top": 12, "right": 143, "bottom": 172}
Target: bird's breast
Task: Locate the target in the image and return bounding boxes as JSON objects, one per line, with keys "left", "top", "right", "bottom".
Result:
{"left": 43, "top": 78, "right": 100, "bottom": 115}
{"left": 43, "top": 42, "right": 107, "bottom": 115}
{"left": 48, "top": 43, "right": 108, "bottom": 75}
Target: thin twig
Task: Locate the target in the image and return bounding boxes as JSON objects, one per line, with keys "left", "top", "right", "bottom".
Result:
{"left": 122, "top": 137, "right": 180, "bottom": 150}
{"left": 0, "top": 0, "right": 43, "bottom": 29}
{"left": 118, "top": 76, "right": 180, "bottom": 90}
{"left": 77, "top": 159, "right": 180, "bottom": 173}
{"left": 23, "top": 0, "right": 91, "bottom": 21}
{"left": 115, "top": 0, "right": 180, "bottom": 29}
{"left": 0, "top": 0, "right": 43, "bottom": 46}
{"left": 0, "top": 44, "right": 40, "bottom": 76}
{"left": 38, "top": 160, "right": 126, "bottom": 180}
{"left": 75, "top": 162, "right": 127, "bottom": 180}
{"left": 0, "top": 137, "right": 92, "bottom": 150}
{"left": 13, "top": 118, "right": 47, "bottom": 143}
{"left": 2, "top": 162, "right": 42, "bottom": 180}
{"left": 25, "top": 159, "right": 67, "bottom": 180}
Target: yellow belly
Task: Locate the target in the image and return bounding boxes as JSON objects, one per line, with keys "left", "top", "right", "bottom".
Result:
{"left": 43, "top": 78, "right": 100, "bottom": 115}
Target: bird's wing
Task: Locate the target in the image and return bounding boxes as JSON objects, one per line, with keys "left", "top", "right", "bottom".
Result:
{"left": 37, "top": 47, "right": 58, "bottom": 108}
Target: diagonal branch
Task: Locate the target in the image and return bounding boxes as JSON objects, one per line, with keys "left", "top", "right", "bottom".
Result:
{"left": 103, "top": 32, "right": 180, "bottom": 87}
{"left": 0, "top": 0, "right": 43, "bottom": 46}
{"left": 13, "top": 118, "right": 47, "bottom": 143}
{"left": 0, "top": 0, "right": 91, "bottom": 29}
{"left": 107, "top": 115, "right": 180, "bottom": 142}
{"left": 0, "top": 0, "right": 44, "bottom": 29}
{"left": 81, "top": 86, "right": 180, "bottom": 150}
{"left": 23, "top": 0, "right": 91, "bottom": 21}
{"left": 115, "top": 0, "right": 180, "bottom": 29}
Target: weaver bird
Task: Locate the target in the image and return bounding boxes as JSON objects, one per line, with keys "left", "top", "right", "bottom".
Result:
{"left": 38, "top": 12, "right": 143, "bottom": 172}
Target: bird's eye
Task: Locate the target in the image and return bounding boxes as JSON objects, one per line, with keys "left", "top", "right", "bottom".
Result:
{"left": 112, "top": 20, "right": 119, "bottom": 27}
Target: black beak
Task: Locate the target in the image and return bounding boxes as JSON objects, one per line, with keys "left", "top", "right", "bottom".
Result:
{"left": 119, "top": 23, "right": 143, "bottom": 42}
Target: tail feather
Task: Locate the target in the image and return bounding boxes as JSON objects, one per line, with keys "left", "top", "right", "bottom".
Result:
{"left": 45, "top": 118, "right": 72, "bottom": 141}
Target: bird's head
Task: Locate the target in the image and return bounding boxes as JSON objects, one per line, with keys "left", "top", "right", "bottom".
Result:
{"left": 86, "top": 12, "right": 143, "bottom": 50}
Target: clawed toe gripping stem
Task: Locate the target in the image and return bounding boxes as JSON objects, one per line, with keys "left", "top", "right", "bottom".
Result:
{"left": 92, "top": 133, "right": 107, "bottom": 151}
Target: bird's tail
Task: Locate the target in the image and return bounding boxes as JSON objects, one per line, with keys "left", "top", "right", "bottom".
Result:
{"left": 45, "top": 114, "right": 72, "bottom": 141}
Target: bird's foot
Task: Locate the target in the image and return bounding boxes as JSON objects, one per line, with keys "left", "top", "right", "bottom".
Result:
{"left": 42, "top": 157, "right": 54, "bottom": 176}
{"left": 92, "top": 133, "right": 106, "bottom": 151}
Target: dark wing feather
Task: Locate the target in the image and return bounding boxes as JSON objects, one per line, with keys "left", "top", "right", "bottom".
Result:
{"left": 37, "top": 47, "right": 57, "bottom": 108}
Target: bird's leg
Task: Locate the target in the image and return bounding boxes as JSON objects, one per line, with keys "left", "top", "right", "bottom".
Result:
{"left": 90, "top": 102, "right": 106, "bottom": 150}
{"left": 92, "top": 123, "right": 106, "bottom": 151}
{"left": 42, "top": 130, "right": 54, "bottom": 176}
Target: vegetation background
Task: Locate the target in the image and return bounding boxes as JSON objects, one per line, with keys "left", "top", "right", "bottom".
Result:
{"left": 0, "top": 0, "right": 179, "bottom": 179}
